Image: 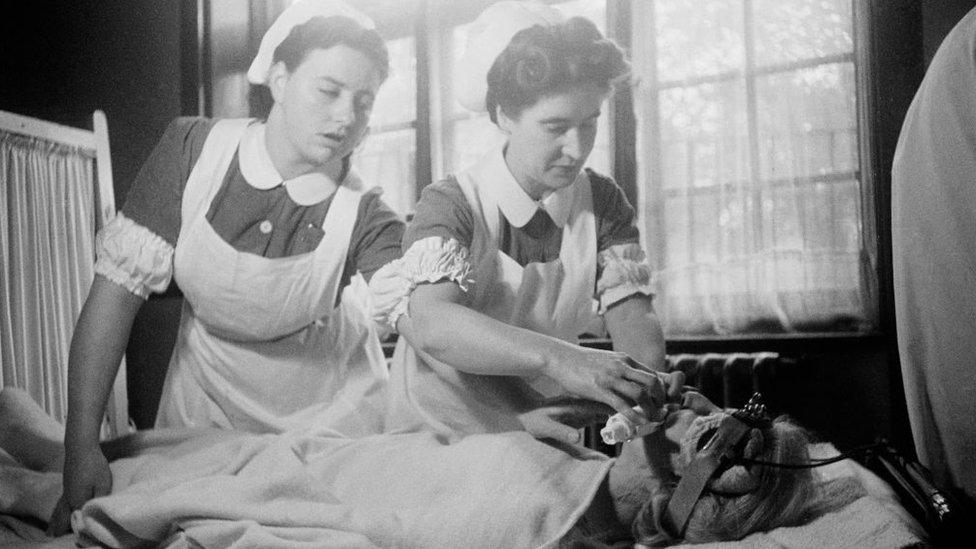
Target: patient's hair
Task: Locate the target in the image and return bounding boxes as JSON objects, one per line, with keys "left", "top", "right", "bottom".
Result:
{"left": 485, "top": 16, "right": 630, "bottom": 124}
{"left": 632, "top": 416, "right": 864, "bottom": 546}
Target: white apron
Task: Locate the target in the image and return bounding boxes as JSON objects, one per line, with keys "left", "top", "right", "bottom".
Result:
{"left": 155, "top": 119, "right": 388, "bottom": 436}
{"left": 385, "top": 154, "right": 600, "bottom": 440}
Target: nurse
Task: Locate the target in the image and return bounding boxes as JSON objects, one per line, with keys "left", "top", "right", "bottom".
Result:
{"left": 53, "top": 0, "right": 403, "bottom": 533}
{"left": 371, "top": 1, "right": 680, "bottom": 442}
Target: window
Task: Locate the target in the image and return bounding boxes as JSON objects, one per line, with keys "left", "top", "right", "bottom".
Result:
{"left": 631, "top": 0, "right": 871, "bottom": 336}
{"left": 351, "top": 36, "right": 418, "bottom": 217}
{"left": 242, "top": 0, "right": 876, "bottom": 338}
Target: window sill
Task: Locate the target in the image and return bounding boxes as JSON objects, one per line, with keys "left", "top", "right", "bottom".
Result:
{"left": 383, "top": 331, "right": 888, "bottom": 358}
{"left": 581, "top": 331, "right": 887, "bottom": 354}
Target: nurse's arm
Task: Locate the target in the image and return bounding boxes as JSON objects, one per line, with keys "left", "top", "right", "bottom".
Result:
{"left": 50, "top": 275, "right": 143, "bottom": 533}
{"left": 65, "top": 275, "right": 143, "bottom": 453}
{"left": 395, "top": 280, "right": 565, "bottom": 377}
{"left": 602, "top": 294, "right": 684, "bottom": 405}
{"left": 395, "top": 281, "right": 663, "bottom": 425}
{"left": 602, "top": 294, "right": 667, "bottom": 373}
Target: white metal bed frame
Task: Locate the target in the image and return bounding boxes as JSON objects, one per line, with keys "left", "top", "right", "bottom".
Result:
{"left": 0, "top": 108, "right": 130, "bottom": 438}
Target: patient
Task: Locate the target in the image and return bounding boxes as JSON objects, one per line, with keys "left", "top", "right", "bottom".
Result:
{"left": 0, "top": 387, "right": 863, "bottom": 547}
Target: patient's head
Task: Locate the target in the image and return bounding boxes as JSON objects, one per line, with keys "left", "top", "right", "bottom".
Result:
{"left": 610, "top": 392, "right": 862, "bottom": 546}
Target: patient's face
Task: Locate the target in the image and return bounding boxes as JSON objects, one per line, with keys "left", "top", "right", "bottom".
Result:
{"left": 616, "top": 392, "right": 723, "bottom": 479}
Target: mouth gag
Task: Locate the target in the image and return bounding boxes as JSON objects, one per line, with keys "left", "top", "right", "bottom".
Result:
{"left": 600, "top": 391, "right": 773, "bottom": 538}
{"left": 600, "top": 403, "right": 680, "bottom": 445}
{"left": 662, "top": 394, "right": 772, "bottom": 538}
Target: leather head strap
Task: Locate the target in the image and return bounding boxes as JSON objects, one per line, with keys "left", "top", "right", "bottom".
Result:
{"left": 663, "top": 414, "right": 751, "bottom": 537}
{"left": 662, "top": 393, "right": 772, "bottom": 538}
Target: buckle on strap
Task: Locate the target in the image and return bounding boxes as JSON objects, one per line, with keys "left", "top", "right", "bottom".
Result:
{"left": 663, "top": 414, "right": 752, "bottom": 538}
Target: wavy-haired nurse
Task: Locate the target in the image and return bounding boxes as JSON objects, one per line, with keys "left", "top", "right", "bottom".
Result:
{"left": 51, "top": 0, "right": 404, "bottom": 533}
{"left": 371, "top": 1, "right": 681, "bottom": 443}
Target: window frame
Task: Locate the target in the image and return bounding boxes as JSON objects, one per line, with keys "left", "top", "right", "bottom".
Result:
{"left": 235, "top": 0, "right": 920, "bottom": 349}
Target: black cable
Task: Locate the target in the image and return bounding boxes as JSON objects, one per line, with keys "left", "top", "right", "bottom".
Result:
{"left": 732, "top": 441, "right": 889, "bottom": 469}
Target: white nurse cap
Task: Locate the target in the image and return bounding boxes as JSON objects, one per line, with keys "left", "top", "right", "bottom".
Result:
{"left": 246, "top": 0, "right": 376, "bottom": 86}
{"left": 455, "top": 1, "right": 565, "bottom": 113}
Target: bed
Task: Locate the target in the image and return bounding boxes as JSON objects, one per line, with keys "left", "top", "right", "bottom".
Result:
{"left": 0, "top": 425, "right": 932, "bottom": 549}
{"left": 0, "top": 383, "right": 944, "bottom": 549}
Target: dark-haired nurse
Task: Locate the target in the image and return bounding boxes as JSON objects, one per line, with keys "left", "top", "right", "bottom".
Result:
{"left": 371, "top": 1, "right": 681, "bottom": 443}
{"left": 52, "top": 0, "right": 404, "bottom": 533}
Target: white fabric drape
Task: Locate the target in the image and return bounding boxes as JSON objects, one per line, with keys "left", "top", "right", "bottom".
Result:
{"left": 891, "top": 7, "right": 976, "bottom": 500}
{"left": 1, "top": 132, "right": 97, "bottom": 423}
{"left": 631, "top": 0, "right": 870, "bottom": 336}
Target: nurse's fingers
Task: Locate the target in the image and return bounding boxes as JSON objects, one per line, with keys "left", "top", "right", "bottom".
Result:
{"left": 620, "top": 357, "right": 684, "bottom": 403}
{"left": 519, "top": 408, "right": 583, "bottom": 444}
{"left": 663, "top": 370, "right": 685, "bottom": 400}
{"left": 46, "top": 496, "right": 71, "bottom": 536}
{"left": 682, "top": 390, "right": 720, "bottom": 415}
{"left": 619, "top": 364, "right": 667, "bottom": 403}
{"left": 599, "top": 391, "right": 645, "bottom": 426}
{"left": 619, "top": 359, "right": 660, "bottom": 386}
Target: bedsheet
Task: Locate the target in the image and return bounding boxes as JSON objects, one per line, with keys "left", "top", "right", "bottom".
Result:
{"left": 667, "top": 444, "right": 928, "bottom": 549}
{"left": 3, "top": 429, "right": 611, "bottom": 549}
{"left": 1, "top": 435, "right": 926, "bottom": 548}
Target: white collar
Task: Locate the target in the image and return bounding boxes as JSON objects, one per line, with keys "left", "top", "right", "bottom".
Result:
{"left": 237, "top": 123, "right": 339, "bottom": 206}
{"left": 480, "top": 147, "right": 578, "bottom": 228}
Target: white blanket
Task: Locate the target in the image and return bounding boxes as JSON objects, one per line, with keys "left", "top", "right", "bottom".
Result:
{"left": 68, "top": 430, "right": 612, "bottom": 549}
{"left": 1, "top": 436, "right": 927, "bottom": 549}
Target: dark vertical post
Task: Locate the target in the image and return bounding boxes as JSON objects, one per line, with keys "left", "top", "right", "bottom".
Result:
{"left": 858, "top": 0, "right": 924, "bottom": 455}
{"left": 180, "top": 0, "right": 211, "bottom": 116}
{"left": 415, "top": 0, "right": 433, "bottom": 200}
{"left": 607, "top": 0, "right": 637, "bottom": 208}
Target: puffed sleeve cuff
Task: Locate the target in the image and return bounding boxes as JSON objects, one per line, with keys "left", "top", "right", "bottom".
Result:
{"left": 94, "top": 213, "right": 174, "bottom": 299}
{"left": 368, "top": 236, "right": 472, "bottom": 332}
{"left": 596, "top": 243, "right": 656, "bottom": 315}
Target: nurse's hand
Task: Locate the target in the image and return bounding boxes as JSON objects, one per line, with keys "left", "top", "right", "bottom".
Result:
{"left": 518, "top": 398, "right": 614, "bottom": 444}
{"left": 47, "top": 444, "right": 111, "bottom": 536}
{"left": 545, "top": 347, "right": 682, "bottom": 428}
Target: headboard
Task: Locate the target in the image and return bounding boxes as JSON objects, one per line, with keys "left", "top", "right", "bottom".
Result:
{"left": 0, "top": 109, "right": 130, "bottom": 438}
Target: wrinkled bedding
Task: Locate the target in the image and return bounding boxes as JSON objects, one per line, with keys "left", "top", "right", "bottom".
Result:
{"left": 673, "top": 444, "right": 927, "bottom": 549}
{"left": 1, "top": 434, "right": 926, "bottom": 549}
{"left": 3, "top": 429, "right": 611, "bottom": 549}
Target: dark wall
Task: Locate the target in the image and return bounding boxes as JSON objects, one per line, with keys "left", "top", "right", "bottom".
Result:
{"left": 0, "top": 0, "right": 193, "bottom": 428}
{"left": 923, "top": 0, "right": 976, "bottom": 65}
{"left": 0, "top": 0, "right": 186, "bottom": 206}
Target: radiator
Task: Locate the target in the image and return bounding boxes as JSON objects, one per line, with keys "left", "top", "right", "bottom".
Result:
{"left": 667, "top": 352, "right": 785, "bottom": 409}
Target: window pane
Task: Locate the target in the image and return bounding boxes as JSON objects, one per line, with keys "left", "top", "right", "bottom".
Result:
{"left": 639, "top": 0, "right": 867, "bottom": 335}
{"left": 756, "top": 62, "right": 858, "bottom": 180}
{"left": 450, "top": 114, "right": 507, "bottom": 174}
{"left": 352, "top": 129, "right": 416, "bottom": 218}
{"left": 655, "top": 0, "right": 744, "bottom": 82}
{"left": 659, "top": 82, "right": 749, "bottom": 190}
{"left": 753, "top": 0, "right": 854, "bottom": 67}
{"left": 369, "top": 37, "right": 416, "bottom": 128}
{"left": 450, "top": 23, "right": 474, "bottom": 118}
{"left": 356, "top": 36, "right": 417, "bottom": 217}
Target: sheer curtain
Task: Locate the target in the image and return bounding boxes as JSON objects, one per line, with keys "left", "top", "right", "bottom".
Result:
{"left": 1, "top": 132, "right": 97, "bottom": 422}
{"left": 632, "top": 0, "right": 872, "bottom": 336}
